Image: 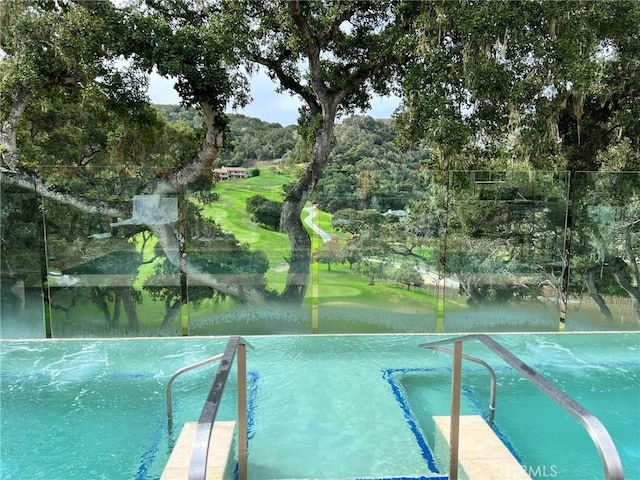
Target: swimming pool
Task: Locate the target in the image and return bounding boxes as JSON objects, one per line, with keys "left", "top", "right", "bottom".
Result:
{"left": 0, "top": 333, "right": 638, "bottom": 479}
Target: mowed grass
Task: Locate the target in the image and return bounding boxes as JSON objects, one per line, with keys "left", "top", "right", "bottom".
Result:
{"left": 190, "top": 264, "right": 444, "bottom": 335}
{"left": 312, "top": 266, "right": 434, "bottom": 308}
{"left": 200, "top": 167, "right": 453, "bottom": 317}
{"left": 310, "top": 266, "right": 441, "bottom": 333}
{"left": 202, "top": 169, "right": 296, "bottom": 271}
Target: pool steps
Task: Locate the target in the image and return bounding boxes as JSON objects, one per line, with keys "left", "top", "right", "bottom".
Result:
{"left": 433, "top": 415, "right": 531, "bottom": 480}
{"left": 160, "top": 416, "right": 529, "bottom": 480}
{"left": 160, "top": 421, "right": 236, "bottom": 480}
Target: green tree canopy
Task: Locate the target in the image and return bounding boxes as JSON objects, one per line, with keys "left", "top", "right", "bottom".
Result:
{"left": 233, "top": 0, "right": 416, "bottom": 302}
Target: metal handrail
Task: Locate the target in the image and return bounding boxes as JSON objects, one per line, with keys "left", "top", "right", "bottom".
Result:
{"left": 166, "top": 353, "right": 224, "bottom": 424}
{"left": 188, "top": 336, "right": 251, "bottom": 480}
{"left": 419, "top": 334, "right": 625, "bottom": 480}
{"left": 429, "top": 345, "right": 497, "bottom": 424}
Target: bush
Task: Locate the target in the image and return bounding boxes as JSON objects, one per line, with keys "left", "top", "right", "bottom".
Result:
{"left": 246, "top": 194, "right": 268, "bottom": 214}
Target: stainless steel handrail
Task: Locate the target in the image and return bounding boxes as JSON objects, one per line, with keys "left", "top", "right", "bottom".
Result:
{"left": 429, "top": 345, "right": 497, "bottom": 424}
{"left": 420, "top": 334, "right": 625, "bottom": 480}
{"left": 166, "top": 353, "right": 224, "bottom": 424}
{"left": 189, "top": 336, "right": 251, "bottom": 480}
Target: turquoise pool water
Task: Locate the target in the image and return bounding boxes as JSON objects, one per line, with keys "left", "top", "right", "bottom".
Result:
{"left": 0, "top": 333, "right": 638, "bottom": 479}
{"left": 394, "top": 344, "right": 640, "bottom": 479}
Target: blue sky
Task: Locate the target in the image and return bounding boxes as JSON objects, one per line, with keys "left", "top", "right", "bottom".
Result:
{"left": 148, "top": 70, "right": 401, "bottom": 127}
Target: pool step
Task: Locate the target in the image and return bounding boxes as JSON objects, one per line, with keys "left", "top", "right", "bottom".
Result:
{"left": 433, "top": 415, "right": 531, "bottom": 480}
{"left": 160, "top": 421, "right": 236, "bottom": 480}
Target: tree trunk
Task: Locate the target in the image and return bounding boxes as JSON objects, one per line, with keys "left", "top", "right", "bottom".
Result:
{"left": 609, "top": 257, "right": 640, "bottom": 322}
{"left": 586, "top": 257, "right": 640, "bottom": 322}
{"left": 279, "top": 189, "right": 312, "bottom": 303}
{"left": 466, "top": 284, "right": 484, "bottom": 305}
{"left": 121, "top": 287, "right": 139, "bottom": 331}
{"left": 279, "top": 101, "right": 338, "bottom": 303}
{"left": 622, "top": 227, "right": 640, "bottom": 322}
{"left": 161, "top": 297, "right": 183, "bottom": 328}
{"left": 112, "top": 290, "right": 122, "bottom": 328}
{"left": 459, "top": 274, "right": 484, "bottom": 305}
{"left": 0, "top": 88, "right": 29, "bottom": 171}
{"left": 585, "top": 264, "right": 614, "bottom": 320}
{"left": 91, "top": 287, "right": 112, "bottom": 327}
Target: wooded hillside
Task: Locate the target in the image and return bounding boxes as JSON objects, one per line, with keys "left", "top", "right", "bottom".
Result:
{"left": 154, "top": 106, "right": 431, "bottom": 213}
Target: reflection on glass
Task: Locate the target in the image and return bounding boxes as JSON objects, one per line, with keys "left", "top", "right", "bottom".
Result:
{"left": 0, "top": 183, "right": 46, "bottom": 338}
{"left": 314, "top": 188, "right": 439, "bottom": 334}
{"left": 568, "top": 172, "right": 640, "bottom": 330}
{"left": 41, "top": 166, "right": 181, "bottom": 337}
{"left": 442, "top": 171, "right": 569, "bottom": 332}
{"left": 3, "top": 168, "right": 638, "bottom": 338}
{"left": 184, "top": 184, "right": 312, "bottom": 335}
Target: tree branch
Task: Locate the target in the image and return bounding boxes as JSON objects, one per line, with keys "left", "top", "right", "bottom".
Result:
{"left": 162, "top": 102, "right": 225, "bottom": 193}
{"left": 1, "top": 169, "right": 126, "bottom": 218}
{"left": 250, "top": 52, "right": 321, "bottom": 113}
{"left": 149, "top": 223, "right": 268, "bottom": 304}
{"left": 623, "top": 224, "right": 640, "bottom": 288}
{"left": 287, "top": 0, "right": 332, "bottom": 100}
{"left": 319, "top": 6, "right": 356, "bottom": 44}
{"left": 0, "top": 88, "right": 30, "bottom": 171}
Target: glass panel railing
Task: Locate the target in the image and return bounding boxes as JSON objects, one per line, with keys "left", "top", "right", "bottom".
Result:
{"left": 186, "top": 174, "right": 312, "bottom": 335}
{"left": 4, "top": 166, "right": 637, "bottom": 338}
{"left": 42, "top": 166, "right": 181, "bottom": 337}
{"left": 441, "top": 171, "right": 569, "bottom": 332}
{"left": 312, "top": 188, "right": 439, "bottom": 334}
{"left": 567, "top": 171, "right": 640, "bottom": 331}
{"left": 0, "top": 180, "right": 47, "bottom": 338}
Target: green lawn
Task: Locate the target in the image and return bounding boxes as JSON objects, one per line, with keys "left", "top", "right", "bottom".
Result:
{"left": 193, "top": 166, "right": 466, "bottom": 333}
{"left": 202, "top": 170, "right": 296, "bottom": 272}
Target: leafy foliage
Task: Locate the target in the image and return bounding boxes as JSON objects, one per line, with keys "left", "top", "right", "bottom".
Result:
{"left": 246, "top": 194, "right": 283, "bottom": 230}
{"left": 217, "top": 114, "right": 298, "bottom": 166}
{"left": 317, "top": 115, "right": 430, "bottom": 212}
{"left": 313, "top": 237, "right": 345, "bottom": 271}
{"left": 397, "top": 0, "right": 640, "bottom": 171}
{"left": 392, "top": 263, "right": 424, "bottom": 291}
{"left": 2, "top": 0, "right": 639, "bottom": 328}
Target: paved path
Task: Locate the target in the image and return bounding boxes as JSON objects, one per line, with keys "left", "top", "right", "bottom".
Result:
{"left": 303, "top": 206, "right": 335, "bottom": 243}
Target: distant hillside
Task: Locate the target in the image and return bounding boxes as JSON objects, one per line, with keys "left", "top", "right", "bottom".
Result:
{"left": 153, "top": 104, "right": 204, "bottom": 130}
{"left": 318, "top": 115, "right": 431, "bottom": 213}
{"left": 153, "top": 106, "right": 432, "bottom": 212}
{"left": 217, "top": 114, "right": 299, "bottom": 167}
{"left": 153, "top": 106, "right": 298, "bottom": 167}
